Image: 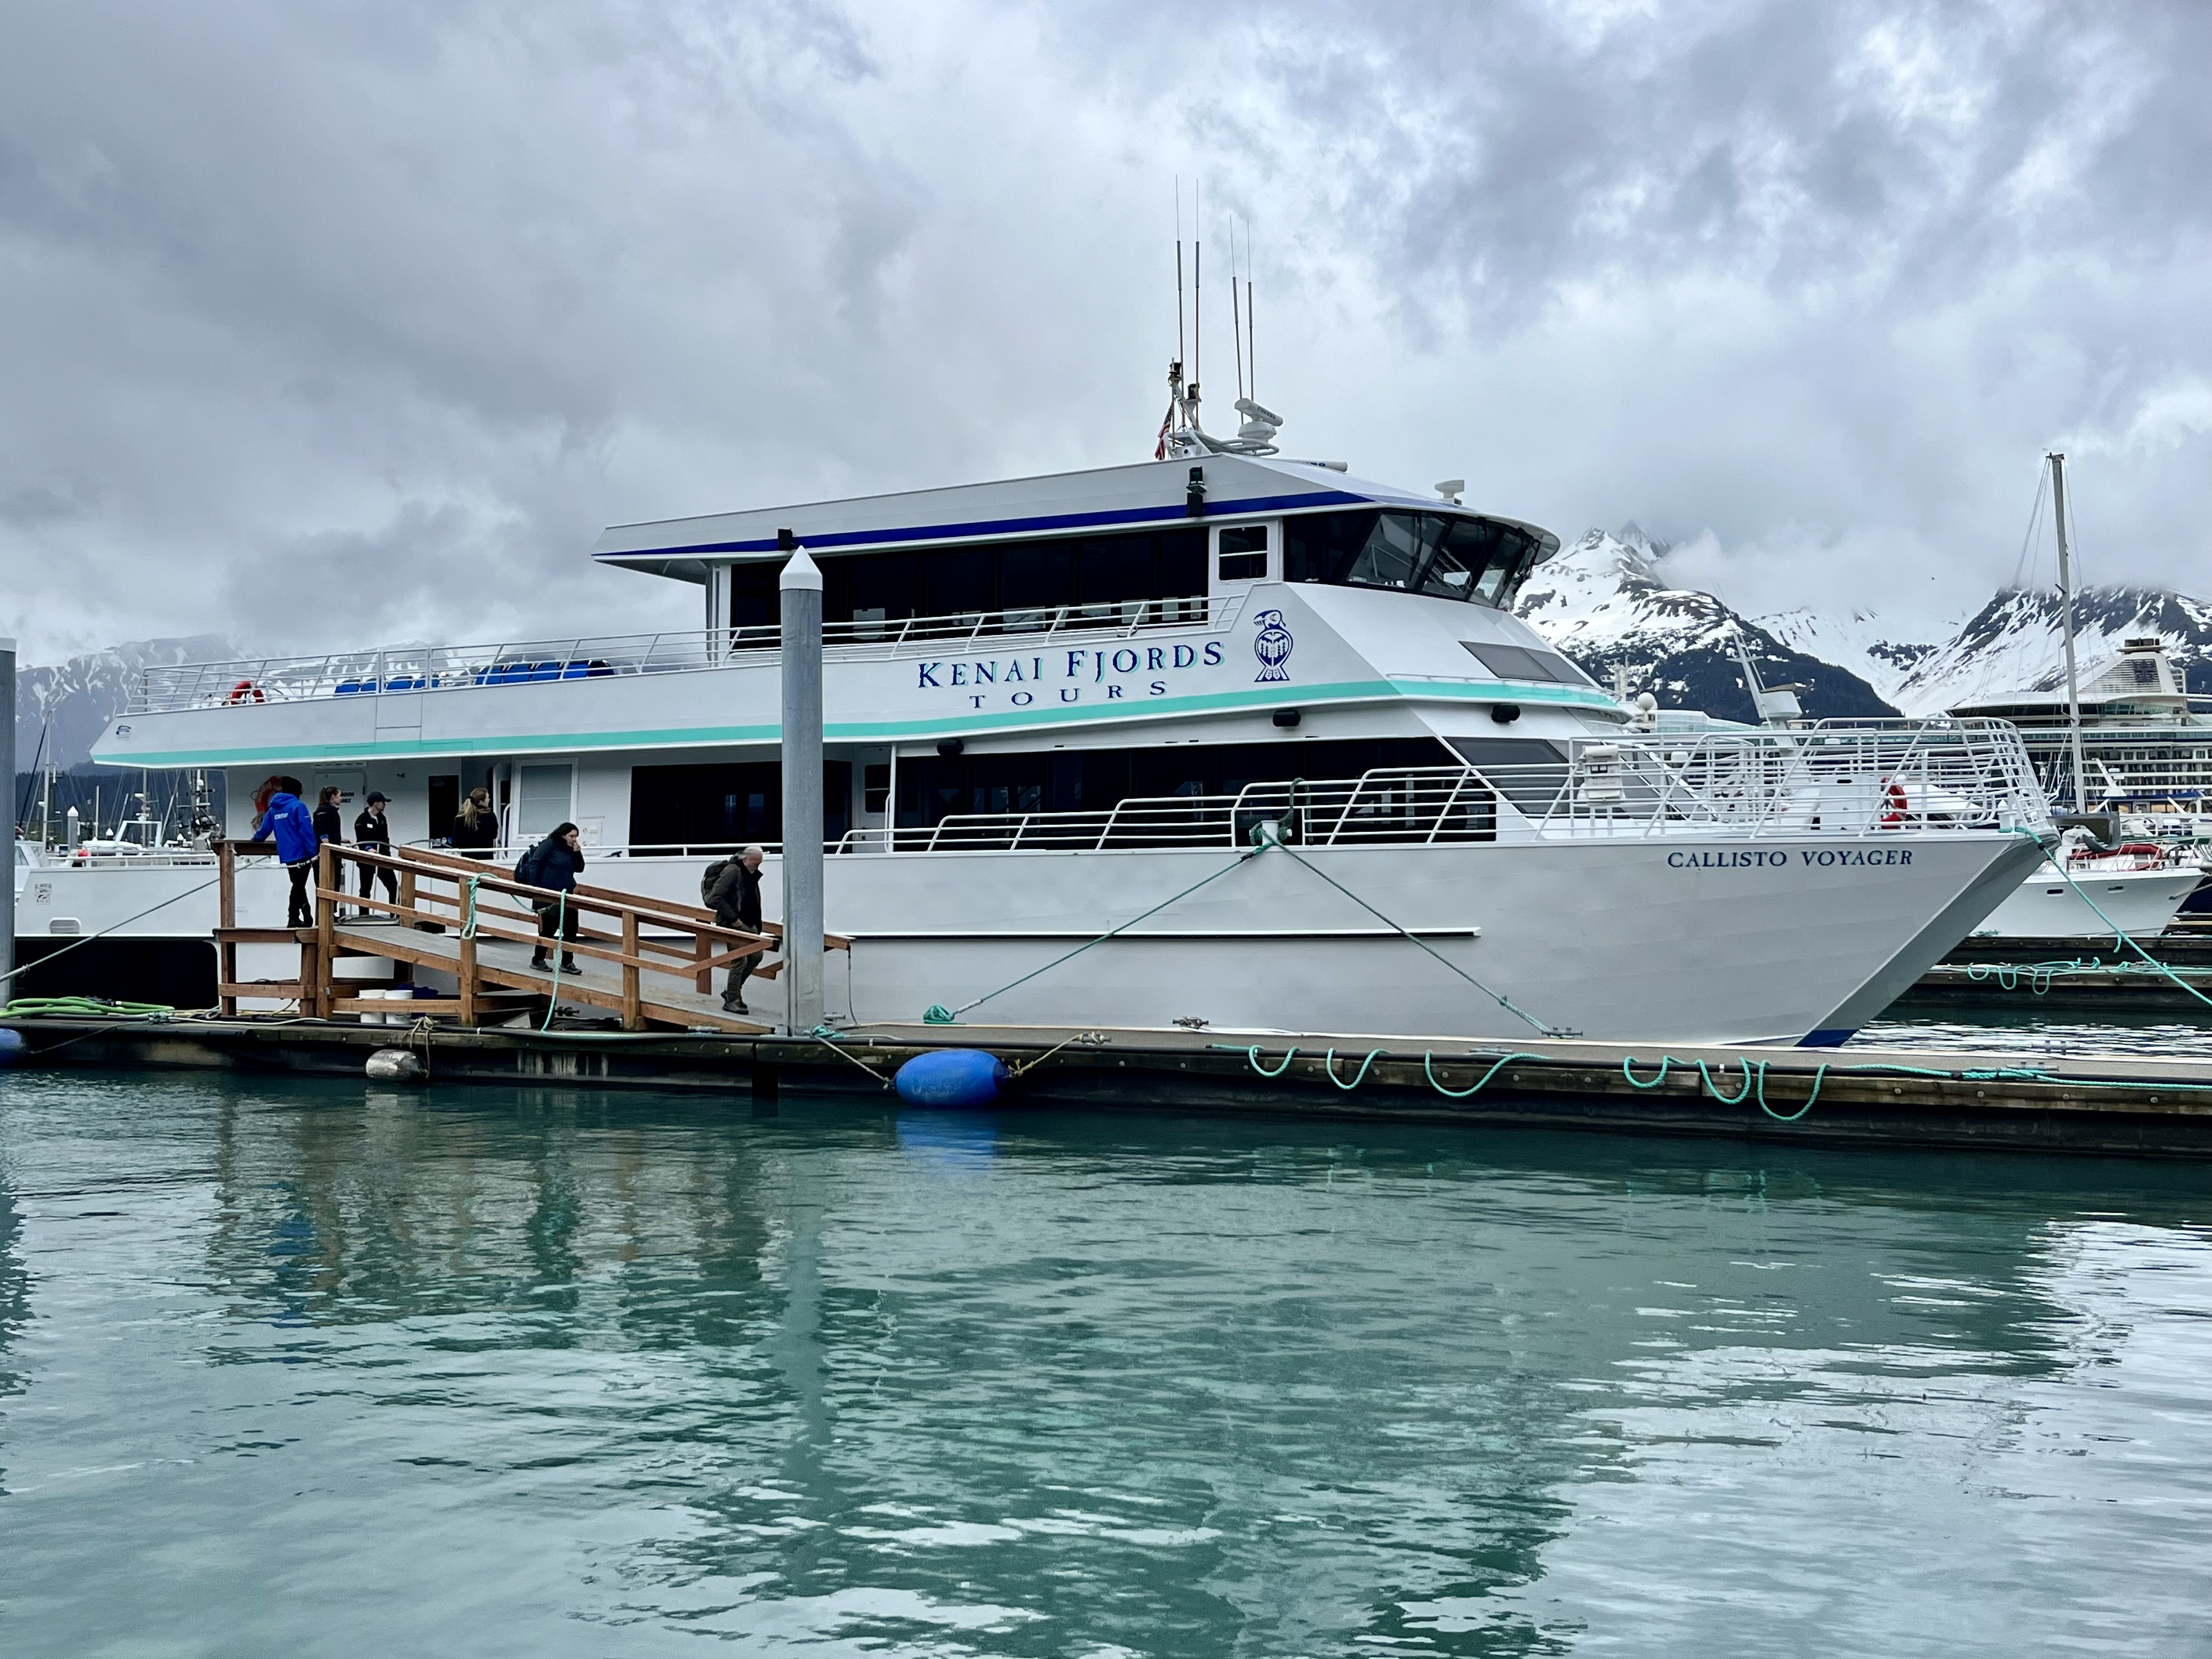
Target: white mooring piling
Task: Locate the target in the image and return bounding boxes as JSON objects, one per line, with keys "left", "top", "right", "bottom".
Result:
{"left": 778, "top": 539, "right": 826, "bottom": 1036}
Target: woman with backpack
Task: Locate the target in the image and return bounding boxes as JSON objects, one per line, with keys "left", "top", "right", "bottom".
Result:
{"left": 515, "top": 822, "right": 586, "bottom": 974}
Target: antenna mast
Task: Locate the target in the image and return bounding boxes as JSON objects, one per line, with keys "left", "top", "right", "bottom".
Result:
{"left": 1230, "top": 219, "right": 1244, "bottom": 399}
{"left": 1192, "top": 178, "right": 1201, "bottom": 404}
{"left": 1173, "top": 177, "right": 1185, "bottom": 373}
{"left": 2050, "top": 450, "right": 2089, "bottom": 815}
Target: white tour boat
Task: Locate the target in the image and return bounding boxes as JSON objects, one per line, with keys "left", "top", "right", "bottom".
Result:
{"left": 81, "top": 392, "right": 2052, "bottom": 1045}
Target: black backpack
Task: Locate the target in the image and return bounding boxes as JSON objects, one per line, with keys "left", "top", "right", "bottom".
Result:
{"left": 699, "top": 857, "right": 732, "bottom": 906}
{"left": 513, "top": 842, "right": 543, "bottom": 890}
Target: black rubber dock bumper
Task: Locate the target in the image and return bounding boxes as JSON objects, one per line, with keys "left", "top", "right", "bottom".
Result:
{"left": 8, "top": 1014, "right": 2212, "bottom": 1159}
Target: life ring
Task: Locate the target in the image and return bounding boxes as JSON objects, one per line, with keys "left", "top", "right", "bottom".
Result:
{"left": 1878, "top": 778, "right": 1910, "bottom": 826}
{"left": 225, "top": 679, "right": 265, "bottom": 705}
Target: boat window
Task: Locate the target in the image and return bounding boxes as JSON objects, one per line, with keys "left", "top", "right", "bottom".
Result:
{"left": 1284, "top": 510, "right": 1545, "bottom": 608}
{"left": 1345, "top": 512, "right": 1426, "bottom": 590}
{"left": 895, "top": 737, "right": 1455, "bottom": 828}
{"left": 1441, "top": 737, "right": 1571, "bottom": 814}
{"left": 515, "top": 765, "right": 574, "bottom": 843}
{"left": 1460, "top": 642, "right": 1592, "bottom": 685}
{"left": 1217, "top": 524, "right": 1268, "bottom": 582}
{"left": 629, "top": 761, "right": 852, "bottom": 852}
{"left": 782, "top": 526, "right": 1208, "bottom": 630}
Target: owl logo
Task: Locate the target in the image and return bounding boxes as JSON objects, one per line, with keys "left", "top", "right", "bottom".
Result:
{"left": 1252, "top": 610, "right": 1294, "bottom": 683}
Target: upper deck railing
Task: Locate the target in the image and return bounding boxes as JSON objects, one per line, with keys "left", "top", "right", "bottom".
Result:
{"left": 129, "top": 595, "right": 1234, "bottom": 714}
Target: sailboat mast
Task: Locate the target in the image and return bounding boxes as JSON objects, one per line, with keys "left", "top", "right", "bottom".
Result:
{"left": 2049, "top": 450, "right": 2089, "bottom": 815}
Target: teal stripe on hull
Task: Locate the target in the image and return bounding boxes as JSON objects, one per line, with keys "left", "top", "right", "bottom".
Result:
{"left": 93, "top": 677, "right": 1614, "bottom": 768}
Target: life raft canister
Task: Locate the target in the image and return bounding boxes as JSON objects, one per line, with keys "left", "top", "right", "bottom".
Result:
{"left": 226, "top": 679, "right": 266, "bottom": 705}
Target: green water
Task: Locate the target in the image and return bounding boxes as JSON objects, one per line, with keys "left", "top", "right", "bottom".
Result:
{"left": 3, "top": 1073, "right": 2210, "bottom": 1656}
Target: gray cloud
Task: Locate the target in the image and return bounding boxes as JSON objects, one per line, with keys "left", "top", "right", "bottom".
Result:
{"left": 2, "top": 0, "right": 2208, "bottom": 663}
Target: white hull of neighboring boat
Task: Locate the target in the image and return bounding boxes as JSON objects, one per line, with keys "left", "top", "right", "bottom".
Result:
{"left": 1971, "top": 862, "right": 2201, "bottom": 941}
{"left": 13, "top": 850, "right": 221, "bottom": 943}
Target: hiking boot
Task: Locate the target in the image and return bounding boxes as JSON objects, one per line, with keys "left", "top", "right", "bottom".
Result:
{"left": 722, "top": 996, "right": 748, "bottom": 1015}
{"left": 560, "top": 957, "right": 580, "bottom": 974}
{"left": 531, "top": 951, "right": 549, "bottom": 969}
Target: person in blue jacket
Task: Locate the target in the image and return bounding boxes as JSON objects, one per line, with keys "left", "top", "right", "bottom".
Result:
{"left": 250, "top": 775, "right": 320, "bottom": 928}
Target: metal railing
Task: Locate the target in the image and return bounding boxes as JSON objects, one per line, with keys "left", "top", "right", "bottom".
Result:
{"left": 830, "top": 724, "right": 2051, "bottom": 853}
{"left": 130, "top": 596, "right": 1238, "bottom": 713}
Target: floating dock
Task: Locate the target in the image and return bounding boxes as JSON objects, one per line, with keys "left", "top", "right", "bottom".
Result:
{"left": 7, "top": 1010, "right": 2212, "bottom": 1160}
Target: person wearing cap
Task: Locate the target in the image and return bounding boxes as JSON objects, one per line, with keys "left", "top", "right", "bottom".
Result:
{"left": 354, "top": 791, "right": 398, "bottom": 920}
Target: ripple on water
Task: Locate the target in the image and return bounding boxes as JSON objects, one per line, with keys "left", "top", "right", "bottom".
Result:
{"left": 0, "top": 1069, "right": 2208, "bottom": 1655}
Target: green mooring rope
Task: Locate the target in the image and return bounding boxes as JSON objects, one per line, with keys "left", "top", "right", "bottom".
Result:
{"left": 1621, "top": 1052, "right": 1822, "bottom": 1122}
{"left": 540, "top": 890, "right": 568, "bottom": 1032}
{"left": 1264, "top": 835, "right": 1563, "bottom": 1037}
{"left": 924, "top": 845, "right": 1269, "bottom": 1024}
{"left": 2002, "top": 827, "right": 2212, "bottom": 1011}
{"left": 924, "top": 821, "right": 1567, "bottom": 1036}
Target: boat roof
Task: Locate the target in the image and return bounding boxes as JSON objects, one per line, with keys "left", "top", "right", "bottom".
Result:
{"left": 590, "top": 455, "right": 1556, "bottom": 584}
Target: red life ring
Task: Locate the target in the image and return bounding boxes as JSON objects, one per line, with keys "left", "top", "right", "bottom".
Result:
{"left": 1878, "top": 778, "right": 1910, "bottom": 826}
{"left": 226, "top": 679, "right": 265, "bottom": 705}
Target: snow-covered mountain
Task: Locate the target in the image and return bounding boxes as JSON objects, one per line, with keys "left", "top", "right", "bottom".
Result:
{"left": 1891, "top": 587, "right": 2212, "bottom": 715}
{"left": 1516, "top": 526, "right": 1898, "bottom": 721}
{"left": 1755, "top": 608, "right": 1936, "bottom": 707}
{"left": 13, "top": 635, "right": 238, "bottom": 773}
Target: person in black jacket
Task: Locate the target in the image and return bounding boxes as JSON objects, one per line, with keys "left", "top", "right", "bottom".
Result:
{"left": 519, "top": 822, "right": 586, "bottom": 974}
{"left": 449, "top": 786, "right": 500, "bottom": 857}
{"left": 354, "top": 791, "right": 397, "bottom": 919}
{"left": 706, "top": 844, "right": 766, "bottom": 1013}
{"left": 312, "top": 786, "right": 346, "bottom": 915}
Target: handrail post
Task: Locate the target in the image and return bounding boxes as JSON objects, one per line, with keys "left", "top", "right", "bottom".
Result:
{"left": 216, "top": 839, "right": 239, "bottom": 1014}
{"left": 314, "top": 843, "right": 337, "bottom": 1018}
{"left": 458, "top": 928, "right": 477, "bottom": 1027}
{"left": 621, "top": 911, "right": 642, "bottom": 1030}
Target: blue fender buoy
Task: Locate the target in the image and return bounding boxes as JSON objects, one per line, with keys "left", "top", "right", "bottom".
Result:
{"left": 894, "top": 1048, "right": 1009, "bottom": 1108}
{"left": 0, "top": 1028, "right": 29, "bottom": 1065}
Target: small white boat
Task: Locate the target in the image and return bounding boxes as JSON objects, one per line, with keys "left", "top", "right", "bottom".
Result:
{"left": 1972, "top": 837, "right": 2203, "bottom": 941}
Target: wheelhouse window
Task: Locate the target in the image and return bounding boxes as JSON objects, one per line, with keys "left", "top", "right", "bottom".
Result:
{"left": 1283, "top": 510, "right": 1545, "bottom": 608}
{"left": 726, "top": 526, "right": 1209, "bottom": 631}
{"left": 1217, "top": 524, "right": 1268, "bottom": 582}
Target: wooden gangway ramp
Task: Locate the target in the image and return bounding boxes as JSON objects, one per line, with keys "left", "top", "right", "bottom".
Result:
{"left": 214, "top": 841, "right": 847, "bottom": 1035}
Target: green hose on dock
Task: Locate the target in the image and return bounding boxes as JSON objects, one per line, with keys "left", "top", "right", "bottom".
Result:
{"left": 4, "top": 997, "right": 176, "bottom": 1018}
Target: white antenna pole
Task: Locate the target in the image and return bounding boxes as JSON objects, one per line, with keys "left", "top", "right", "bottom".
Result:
{"left": 1174, "top": 177, "right": 1184, "bottom": 376}
{"left": 2050, "top": 450, "right": 2089, "bottom": 815}
{"left": 1193, "top": 178, "right": 1201, "bottom": 400}
{"left": 1246, "top": 216, "right": 1256, "bottom": 407}
{"left": 1230, "top": 218, "right": 1244, "bottom": 400}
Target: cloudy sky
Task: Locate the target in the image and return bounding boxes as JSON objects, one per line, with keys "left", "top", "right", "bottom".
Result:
{"left": 3, "top": 0, "right": 2209, "bottom": 663}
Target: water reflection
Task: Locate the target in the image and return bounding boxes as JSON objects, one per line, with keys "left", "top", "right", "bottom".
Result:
{"left": 0, "top": 1072, "right": 2207, "bottom": 1654}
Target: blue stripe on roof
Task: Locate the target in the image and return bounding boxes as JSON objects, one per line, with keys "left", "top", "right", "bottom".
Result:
{"left": 593, "top": 489, "right": 1380, "bottom": 562}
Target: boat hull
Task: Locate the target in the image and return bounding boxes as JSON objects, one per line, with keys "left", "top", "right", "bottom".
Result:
{"left": 26, "top": 831, "right": 2047, "bottom": 1044}
{"left": 1971, "top": 863, "right": 2200, "bottom": 941}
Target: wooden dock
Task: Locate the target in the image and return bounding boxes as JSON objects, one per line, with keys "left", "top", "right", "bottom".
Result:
{"left": 8, "top": 1008, "right": 2212, "bottom": 1159}
{"left": 213, "top": 840, "right": 851, "bottom": 1034}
